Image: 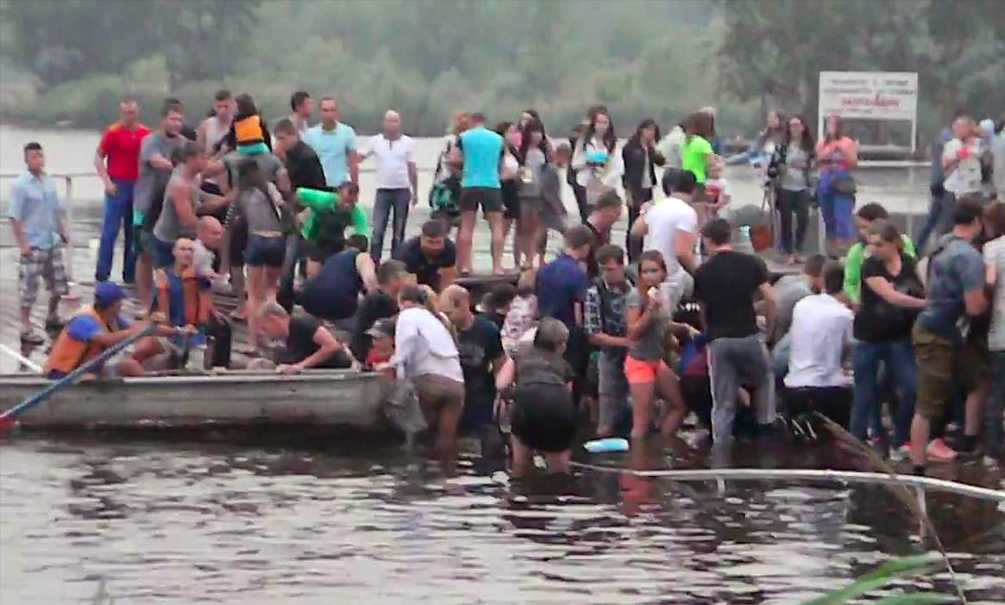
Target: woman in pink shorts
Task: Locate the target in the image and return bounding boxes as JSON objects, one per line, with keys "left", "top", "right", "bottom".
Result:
{"left": 624, "top": 251, "right": 688, "bottom": 440}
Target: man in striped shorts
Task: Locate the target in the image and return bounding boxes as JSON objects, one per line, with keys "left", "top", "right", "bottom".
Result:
{"left": 7, "top": 142, "right": 69, "bottom": 344}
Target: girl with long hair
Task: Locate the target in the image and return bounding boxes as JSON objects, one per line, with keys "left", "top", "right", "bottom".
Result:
{"left": 682, "top": 111, "right": 717, "bottom": 190}
{"left": 232, "top": 158, "right": 287, "bottom": 354}
{"left": 572, "top": 107, "right": 620, "bottom": 212}
{"left": 516, "top": 117, "right": 550, "bottom": 269}
{"left": 622, "top": 118, "right": 666, "bottom": 261}
{"left": 495, "top": 121, "right": 524, "bottom": 269}
{"left": 772, "top": 115, "right": 816, "bottom": 264}
{"left": 624, "top": 251, "right": 688, "bottom": 440}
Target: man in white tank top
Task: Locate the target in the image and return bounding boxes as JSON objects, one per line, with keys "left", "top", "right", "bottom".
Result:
{"left": 198, "top": 90, "right": 234, "bottom": 161}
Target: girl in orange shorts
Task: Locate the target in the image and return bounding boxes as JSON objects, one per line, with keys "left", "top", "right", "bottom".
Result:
{"left": 624, "top": 251, "right": 688, "bottom": 440}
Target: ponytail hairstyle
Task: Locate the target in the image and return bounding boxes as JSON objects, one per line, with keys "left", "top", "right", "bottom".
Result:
{"left": 868, "top": 219, "right": 905, "bottom": 253}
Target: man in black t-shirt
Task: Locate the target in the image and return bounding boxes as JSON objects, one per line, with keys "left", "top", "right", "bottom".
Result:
{"left": 350, "top": 259, "right": 408, "bottom": 360}
{"left": 441, "top": 285, "right": 507, "bottom": 434}
{"left": 256, "top": 302, "right": 351, "bottom": 372}
{"left": 693, "top": 218, "right": 777, "bottom": 444}
{"left": 393, "top": 219, "right": 457, "bottom": 292}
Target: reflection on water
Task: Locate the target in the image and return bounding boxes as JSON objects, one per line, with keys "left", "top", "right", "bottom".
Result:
{"left": 1, "top": 436, "right": 1002, "bottom": 604}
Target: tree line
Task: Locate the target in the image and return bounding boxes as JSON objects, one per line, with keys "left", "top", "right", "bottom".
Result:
{"left": 0, "top": 0, "right": 1000, "bottom": 141}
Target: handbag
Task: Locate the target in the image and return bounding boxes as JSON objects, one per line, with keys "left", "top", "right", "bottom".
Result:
{"left": 751, "top": 187, "right": 775, "bottom": 252}
{"left": 831, "top": 174, "right": 857, "bottom": 196}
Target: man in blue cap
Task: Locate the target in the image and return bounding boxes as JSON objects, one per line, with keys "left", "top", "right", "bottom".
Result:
{"left": 43, "top": 282, "right": 178, "bottom": 379}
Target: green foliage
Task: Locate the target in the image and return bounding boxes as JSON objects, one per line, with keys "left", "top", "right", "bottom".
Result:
{"left": 717, "top": 0, "right": 1005, "bottom": 134}
{"left": 801, "top": 554, "right": 957, "bottom": 605}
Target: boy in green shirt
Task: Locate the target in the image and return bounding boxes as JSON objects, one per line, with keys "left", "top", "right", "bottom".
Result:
{"left": 844, "top": 203, "right": 917, "bottom": 305}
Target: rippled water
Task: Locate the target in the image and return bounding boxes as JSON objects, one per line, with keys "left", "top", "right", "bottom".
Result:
{"left": 2, "top": 435, "right": 1003, "bottom": 604}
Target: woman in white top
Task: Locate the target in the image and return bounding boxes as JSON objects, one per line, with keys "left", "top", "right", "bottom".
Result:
{"left": 495, "top": 121, "right": 524, "bottom": 269}
{"left": 572, "top": 108, "right": 621, "bottom": 212}
{"left": 393, "top": 284, "right": 465, "bottom": 452}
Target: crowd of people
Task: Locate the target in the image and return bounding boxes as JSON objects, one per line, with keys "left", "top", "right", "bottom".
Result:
{"left": 7, "top": 88, "right": 1005, "bottom": 476}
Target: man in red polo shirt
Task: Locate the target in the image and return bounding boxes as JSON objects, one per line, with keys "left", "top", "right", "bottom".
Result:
{"left": 94, "top": 97, "right": 150, "bottom": 283}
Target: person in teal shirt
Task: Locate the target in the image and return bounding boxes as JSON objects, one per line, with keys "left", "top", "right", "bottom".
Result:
{"left": 844, "top": 203, "right": 917, "bottom": 305}
{"left": 454, "top": 113, "right": 505, "bottom": 274}
{"left": 304, "top": 98, "right": 358, "bottom": 187}
{"left": 682, "top": 111, "right": 717, "bottom": 185}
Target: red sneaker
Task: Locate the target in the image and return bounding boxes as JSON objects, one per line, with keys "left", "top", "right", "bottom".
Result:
{"left": 926, "top": 438, "right": 958, "bottom": 461}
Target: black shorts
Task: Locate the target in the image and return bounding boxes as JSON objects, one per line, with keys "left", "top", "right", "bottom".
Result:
{"left": 276, "top": 346, "right": 352, "bottom": 369}
{"left": 306, "top": 240, "right": 342, "bottom": 263}
{"left": 511, "top": 383, "right": 577, "bottom": 452}
{"left": 459, "top": 187, "right": 503, "bottom": 214}
{"left": 501, "top": 180, "right": 520, "bottom": 220}
{"left": 247, "top": 234, "right": 286, "bottom": 268}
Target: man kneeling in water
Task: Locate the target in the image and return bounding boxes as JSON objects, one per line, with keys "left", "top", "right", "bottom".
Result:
{"left": 44, "top": 281, "right": 179, "bottom": 379}
{"left": 251, "top": 301, "right": 352, "bottom": 374}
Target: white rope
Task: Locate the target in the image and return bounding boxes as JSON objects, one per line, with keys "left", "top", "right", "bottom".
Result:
{"left": 570, "top": 461, "right": 1005, "bottom": 502}
{"left": 0, "top": 345, "right": 42, "bottom": 373}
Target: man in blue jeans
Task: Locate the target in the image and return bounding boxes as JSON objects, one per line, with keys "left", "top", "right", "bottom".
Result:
{"left": 93, "top": 98, "right": 150, "bottom": 283}
{"left": 359, "top": 110, "right": 418, "bottom": 262}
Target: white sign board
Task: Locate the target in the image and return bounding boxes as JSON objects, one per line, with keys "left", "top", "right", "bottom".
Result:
{"left": 818, "top": 71, "right": 919, "bottom": 151}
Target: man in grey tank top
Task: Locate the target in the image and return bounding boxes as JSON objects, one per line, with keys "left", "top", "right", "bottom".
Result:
{"left": 152, "top": 141, "right": 205, "bottom": 268}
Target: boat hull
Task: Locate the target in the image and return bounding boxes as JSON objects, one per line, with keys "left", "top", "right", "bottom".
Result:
{"left": 0, "top": 371, "right": 387, "bottom": 430}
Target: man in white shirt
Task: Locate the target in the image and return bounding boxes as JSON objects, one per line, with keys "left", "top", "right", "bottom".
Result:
{"left": 631, "top": 170, "right": 699, "bottom": 313}
{"left": 783, "top": 262, "right": 854, "bottom": 428}
{"left": 359, "top": 110, "right": 418, "bottom": 262}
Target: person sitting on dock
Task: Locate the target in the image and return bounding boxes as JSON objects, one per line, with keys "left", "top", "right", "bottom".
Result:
{"left": 43, "top": 282, "right": 176, "bottom": 380}
{"left": 782, "top": 262, "right": 855, "bottom": 430}
{"left": 393, "top": 219, "right": 458, "bottom": 292}
{"left": 300, "top": 234, "right": 378, "bottom": 329}
{"left": 134, "top": 238, "right": 227, "bottom": 371}
{"left": 252, "top": 302, "right": 353, "bottom": 374}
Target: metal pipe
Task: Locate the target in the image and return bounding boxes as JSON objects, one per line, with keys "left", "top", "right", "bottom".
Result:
{"left": 0, "top": 344, "right": 42, "bottom": 373}
{"left": 569, "top": 461, "right": 1005, "bottom": 502}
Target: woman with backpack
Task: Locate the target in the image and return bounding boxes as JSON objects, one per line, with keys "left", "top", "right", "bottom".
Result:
{"left": 770, "top": 115, "right": 817, "bottom": 265}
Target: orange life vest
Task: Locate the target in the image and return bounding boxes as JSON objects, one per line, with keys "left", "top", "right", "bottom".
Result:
{"left": 234, "top": 115, "right": 265, "bottom": 146}
{"left": 156, "top": 266, "right": 212, "bottom": 327}
{"left": 43, "top": 306, "right": 112, "bottom": 375}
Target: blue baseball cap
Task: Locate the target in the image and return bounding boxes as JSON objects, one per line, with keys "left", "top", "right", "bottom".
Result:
{"left": 94, "top": 281, "right": 128, "bottom": 306}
